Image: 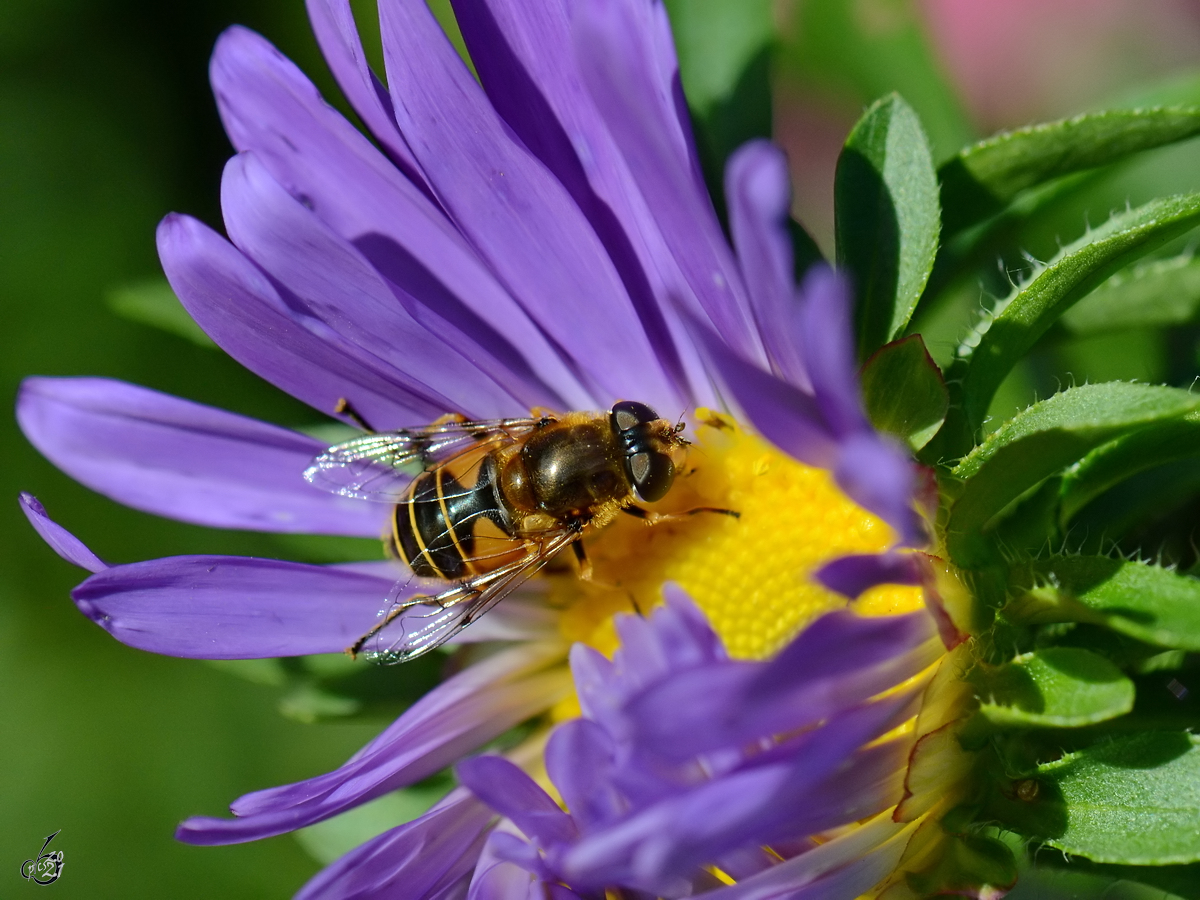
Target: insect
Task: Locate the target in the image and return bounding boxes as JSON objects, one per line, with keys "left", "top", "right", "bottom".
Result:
{"left": 304, "top": 401, "right": 731, "bottom": 663}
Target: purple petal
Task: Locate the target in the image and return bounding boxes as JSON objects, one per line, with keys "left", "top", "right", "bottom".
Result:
{"left": 704, "top": 812, "right": 911, "bottom": 900}
{"left": 378, "top": 0, "right": 677, "bottom": 408}
{"left": 158, "top": 213, "right": 437, "bottom": 431}
{"left": 19, "top": 493, "right": 106, "bottom": 573}
{"left": 751, "top": 609, "right": 935, "bottom": 703}
{"left": 815, "top": 552, "right": 923, "bottom": 599}
{"left": 571, "top": 0, "right": 767, "bottom": 366}
{"left": 178, "top": 642, "right": 569, "bottom": 843}
{"left": 17, "top": 376, "right": 385, "bottom": 536}
{"left": 221, "top": 152, "right": 526, "bottom": 420}
{"left": 725, "top": 141, "right": 810, "bottom": 392}
{"left": 563, "top": 695, "right": 915, "bottom": 892}
{"left": 295, "top": 789, "right": 492, "bottom": 900}
{"left": 456, "top": 756, "right": 577, "bottom": 848}
{"left": 682, "top": 310, "right": 836, "bottom": 468}
{"left": 469, "top": 830, "right": 578, "bottom": 900}
{"left": 567, "top": 642, "right": 615, "bottom": 723}
{"left": 447, "top": 0, "right": 714, "bottom": 409}
{"left": 209, "top": 26, "right": 592, "bottom": 411}
{"left": 72, "top": 555, "right": 403, "bottom": 658}
{"left": 832, "top": 434, "right": 921, "bottom": 546}
{"left": 303, "top": 0, "right": 433, "bottom": 196}
{"left": 625, "top": 610, "right": 939, "bottom": 759}
{"left": 544, "top": 719, "right": 620, "bottom": 831}
{"left": 797, "top": 268, "right": 870, "bottom": 439}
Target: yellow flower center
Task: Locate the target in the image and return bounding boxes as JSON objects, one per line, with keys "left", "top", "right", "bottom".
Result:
{"left": 556, "top": 411, "right": 924, "bottom": 660}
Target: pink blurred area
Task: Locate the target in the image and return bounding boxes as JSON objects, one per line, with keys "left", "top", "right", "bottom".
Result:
{"left": 921, "top": 0, "right": 1200, "bottom": 129}
{"left": 776, "top": 0, "right": 1200, "bottom": 249}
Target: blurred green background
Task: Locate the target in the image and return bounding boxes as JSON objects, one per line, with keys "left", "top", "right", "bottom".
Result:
{"left": 2, "top": 0, "right": 1199, "bottom": 897}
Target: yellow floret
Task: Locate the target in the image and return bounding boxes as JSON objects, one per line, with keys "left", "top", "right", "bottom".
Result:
{"left": 557, "top": 411, "right": 924, "bottom": 660}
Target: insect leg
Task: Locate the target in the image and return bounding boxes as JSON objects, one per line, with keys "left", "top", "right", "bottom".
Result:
{"left": 570, "top": 538, "right": 594, "bottom": 581}
{"left": 335, "top": 397, "right": 376, "bottom": 433}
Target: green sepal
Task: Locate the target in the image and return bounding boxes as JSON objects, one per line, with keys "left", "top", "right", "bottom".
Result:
{"left": 945, "top": 383, "right": 1200, "bottom": 568}
{"left": 106, "top": 278, "right": 216, "bottom": 348}
{"left": 295, "top": 773, "right": 453, "bottom": 864}
{"left": 834, "top": 93, "right": 941, "bottom": 360}
{"left": 1058, "top": 411, "right": 1200, "bottom": 523}
{"left": 1016, "top": 732, "right": 1200, "bottom": 865}
{"left": 665, "top": 0, "right": 773, "bottom": 223}
{"left": 1008, "top": 556, "right": 1200, "bottom": 652}
{"left": 905, "top": 831, "right": 1018, "bottom": 900}
{"left": 930, "top": 194, "right": 1200, "bottom": 459}
{"left": 1063, "top": 252, "right": 1200, "bottom": 333}
{"left": 972, "top": 647, "right": 1133, "bottom": 730}
{"left": 859, "top": 334, "right": 948, "bottom": 450}
{"left": 940, "top": 107, "right": 1200, "bottom": 234}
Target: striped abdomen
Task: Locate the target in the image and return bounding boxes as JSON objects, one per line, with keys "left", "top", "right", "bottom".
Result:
{"left": 391, "top": 456, "right": 514, "bottom": 579}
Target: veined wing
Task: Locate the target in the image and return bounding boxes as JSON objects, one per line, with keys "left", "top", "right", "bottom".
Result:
{"left": 303, "top": 416, "right": 542, "bottom": 502}
{"left": 361, "top": 528, "right": 579, "bottom": 663}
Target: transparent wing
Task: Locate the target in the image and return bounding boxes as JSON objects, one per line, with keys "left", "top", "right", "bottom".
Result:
{"left": 360, "top": 528, "right": 579, "bottom": 664}
{"left": 303, "top": 416, "right": 542, "bottom": 502}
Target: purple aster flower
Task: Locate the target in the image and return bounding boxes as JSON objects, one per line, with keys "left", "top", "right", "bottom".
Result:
{"left": 14, "top": 0, "right": 954, "bottom": 897}
{"left": 456, "top": 589, "right": 950, "bottom": 900}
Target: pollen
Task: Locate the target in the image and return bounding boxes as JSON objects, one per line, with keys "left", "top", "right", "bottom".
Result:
{"left": 557, "top": 411, "right": 924, "bottom": 660}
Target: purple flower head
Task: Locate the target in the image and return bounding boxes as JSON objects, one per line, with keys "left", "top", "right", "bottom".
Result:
{"left": 457, "top": 590, "right": 946, "bottom": 899}
{"left": 15, "top": 0, "right": 939, "bottom": 896}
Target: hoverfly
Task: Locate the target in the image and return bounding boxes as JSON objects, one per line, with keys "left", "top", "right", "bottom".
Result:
{"left": 305, "top": 401, "right": 729, "bottom": 663}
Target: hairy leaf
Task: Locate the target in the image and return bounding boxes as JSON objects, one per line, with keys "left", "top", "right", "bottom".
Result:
{"left": 940, "top": 107, "right": 1200, "bottom": 233}
{"left": 1011, "top": 556, "right": 1200, "bottom": 652}
{"left": 931, "top": 194, "right": 1200, "bottom": 459}
{"left": 1037, "top": 732, "right": 1200, "bottom": 864}
{"left": 835, "top": 93, "right": 940, "bottom": 359}
{"left": 1059, "top": 411, "right": 1200, "bottom": 522}
{"left": 946, "top": 384, "right": 1200, "bottom": 567}
{"left": 1063, "top": 253, "right": 1200, "bottom": 333}
{"left": 975, "top": 648, "right": 1134, "bottom": 729}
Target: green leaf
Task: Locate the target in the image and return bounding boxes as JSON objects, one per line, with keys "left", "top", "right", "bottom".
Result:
{"left": 295, "top": 775, "right": 453, "bottom": 864}
{"left": 776, "top": 0, "right": 973, "bottom": 160}
{"left": 975, "top": 648, "right": 1134, "bottom": 729}
{"left": 1011, "top": 556, "right": 1200, "bottom": 652}
{"left": 946, "top": 383, "right": 1200, "bottom": 567}
{"left": 835, "top": 93, "right": 941, "bottom": 359}
{"left": 931, "top": 194, "right": 1200, "bottom": 459}
{"left": 1059, "top": 411, "right": 1200, "bottom": 523}
{"left": 1035, "top": 855, "right": 1200, "bottom": 900}
{"left": 859, "top": 334, "right": 948, "bottom": 450}
{"left": 665, "top": 0, "right": 774, "bottom": 222}
{"left": 1063, "top": 253, "right": 1200, "bottom": 333}
{"left": 940, "top": 108, "right": 1200, "bottom": 234}
{"left": 1036, "top": 732, "right": 1200, "bottom": 864}
{"left": 106, "top": 278, "right": 216, "bottom": 348}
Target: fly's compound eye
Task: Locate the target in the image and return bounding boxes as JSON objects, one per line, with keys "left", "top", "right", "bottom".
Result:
{"left": 627, "top": 450, "right": 675, "bottom": 502}
{"left": 610, "top": 400, "right": 660, "bottom": 434}
{"left": 611, "top": 401, "right": 677, "bottom": 501}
